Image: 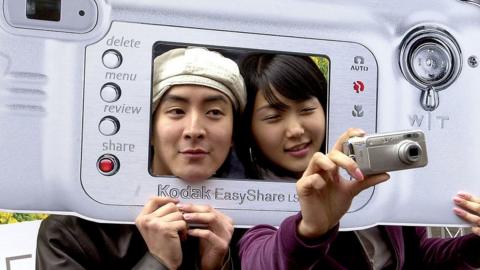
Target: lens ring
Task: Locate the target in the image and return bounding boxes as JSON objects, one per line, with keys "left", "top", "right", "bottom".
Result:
{"left": 398, "top": 141, "right": 422, "bottom": 164}
{"left": 400, "top": 26, "right": 462, "bottom": 91}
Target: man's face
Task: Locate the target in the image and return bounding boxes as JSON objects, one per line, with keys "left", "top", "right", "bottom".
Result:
{"left": 151, "top": 85, "right": 234, "bottom": 182}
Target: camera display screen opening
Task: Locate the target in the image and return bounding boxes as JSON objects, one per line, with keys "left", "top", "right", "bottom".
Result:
{"left": 149, "top": 43, "right": 330, "bottom": 183}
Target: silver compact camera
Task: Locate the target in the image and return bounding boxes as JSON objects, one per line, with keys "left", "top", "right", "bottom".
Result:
{"left": 343, "top": 130, "right": 428, "bottom": 176}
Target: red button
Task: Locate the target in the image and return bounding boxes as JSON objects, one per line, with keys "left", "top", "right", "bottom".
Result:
{"left": 97, "top": 154, "right": 119, "bottom": 176}
{"left": 99, "top": 158, "right": 114, "bottom": 173}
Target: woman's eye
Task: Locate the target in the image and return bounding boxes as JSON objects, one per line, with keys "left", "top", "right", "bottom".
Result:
{"left": 301, "top": 107, "right": 316, "bottom": 114}
{"left": 262, "top": 114, "right": 280, "bottom": 121}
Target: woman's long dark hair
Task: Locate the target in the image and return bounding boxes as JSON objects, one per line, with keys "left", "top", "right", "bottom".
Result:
{"left": 236, "top": 54, "right": 328, "bottom": 179}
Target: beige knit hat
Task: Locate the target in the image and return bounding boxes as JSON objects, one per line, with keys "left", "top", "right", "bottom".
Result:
{"left": 152, "top": 47, "right": 246, "bottom": 113}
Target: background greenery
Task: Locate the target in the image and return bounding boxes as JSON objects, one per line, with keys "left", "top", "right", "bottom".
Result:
{"left": 311, "top": 56, "right": 329, "bottom": 81}
{"left": 0, "top": 212, "right": 48, "bottom": 224}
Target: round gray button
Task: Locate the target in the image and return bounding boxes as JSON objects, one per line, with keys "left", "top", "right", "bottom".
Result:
{"left": 102, "top": 49, "right": 123, "bottom": 69}
{"left": 100, "top": 83, "right": 121, "bottom": 103}
{"left": 99, "top": 116, "right": 120, "bottom": 136}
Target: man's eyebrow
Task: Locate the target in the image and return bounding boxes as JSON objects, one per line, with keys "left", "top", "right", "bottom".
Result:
{"left": 203, "top": 94, "right": 229, "bottom": 104}
{"left": 162, "top": 94, "right": 188, "bottom": 103}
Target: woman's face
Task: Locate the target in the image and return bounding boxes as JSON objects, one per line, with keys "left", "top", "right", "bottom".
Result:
{"left": 251, "top": 89, "right": 325, "bottom": 177}
{"left": 151, "top": 85, "right": 234, "bottom": 182}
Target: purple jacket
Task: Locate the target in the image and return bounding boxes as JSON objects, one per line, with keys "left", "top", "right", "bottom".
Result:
{"left": 239, "top": 213, "right": 480, "bottom": 269}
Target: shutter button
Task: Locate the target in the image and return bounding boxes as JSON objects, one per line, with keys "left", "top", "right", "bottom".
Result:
{"left": 97, "top": 154, "right": 120, "bottom": 176}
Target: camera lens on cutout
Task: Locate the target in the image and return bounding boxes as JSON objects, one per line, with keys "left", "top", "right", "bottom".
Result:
{"left": 410, "top": 42, "right": 451, "bottom": 84}
{"left": 399, "top": 26, "right": 462, "bottom": 95}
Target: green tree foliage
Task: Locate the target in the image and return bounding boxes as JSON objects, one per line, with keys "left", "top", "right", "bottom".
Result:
{"left": 0, "top": 212, "right": 48, "bottom": 224}
{"left": 310, "top": 56, "right": 329, "bottom": 81}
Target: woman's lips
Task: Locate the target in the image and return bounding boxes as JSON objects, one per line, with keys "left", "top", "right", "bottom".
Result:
{"left": 285, "top": 142, "right": 311, "bottom": 158}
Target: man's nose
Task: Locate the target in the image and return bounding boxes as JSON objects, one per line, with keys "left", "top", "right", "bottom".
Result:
{"left": 183, "top": 112, "right": 206, "bottom": 140}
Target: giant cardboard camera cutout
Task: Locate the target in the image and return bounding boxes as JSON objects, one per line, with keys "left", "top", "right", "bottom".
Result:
{"left": 1, "top": 0, "right": 479, "bottom": 228}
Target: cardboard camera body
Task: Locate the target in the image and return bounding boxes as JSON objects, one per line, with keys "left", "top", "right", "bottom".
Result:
{"left": 1, "top": 0, "right": 479, "bottom": 228}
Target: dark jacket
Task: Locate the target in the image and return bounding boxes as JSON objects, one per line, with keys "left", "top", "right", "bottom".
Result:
{"left": 36, "top": 215, "right": 196, "bottom": 270}
{"left": 239, "top": 213, "right": 480, "bottom": 270}
{"left": 36, "top": 215, "right": 245, "bottom": 270}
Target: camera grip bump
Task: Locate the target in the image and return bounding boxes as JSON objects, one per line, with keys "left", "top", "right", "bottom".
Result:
{"left": 3, "top": 0, "right": 98, "bottom": 33}
{"left": 0, "top": 51, "right": 48, "bottom": 116}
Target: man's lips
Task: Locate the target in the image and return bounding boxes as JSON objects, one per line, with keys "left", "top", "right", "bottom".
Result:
{"left": 180, "top": 149, "right": 209, "bottom": 158}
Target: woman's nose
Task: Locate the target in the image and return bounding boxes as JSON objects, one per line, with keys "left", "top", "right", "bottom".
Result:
{"left": 285, "top": 117, "right": 304, "bottom": 138}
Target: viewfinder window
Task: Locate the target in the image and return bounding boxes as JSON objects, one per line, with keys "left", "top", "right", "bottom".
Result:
{"left": 26, "top": 0, "right": 61, "bottom": 21}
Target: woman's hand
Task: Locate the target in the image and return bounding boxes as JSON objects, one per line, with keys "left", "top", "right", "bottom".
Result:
{"left": 453, "top": 192, "right": 480, "bottom": 236}
{"left": 297, "top": 128, "right": 390, "bottom": 238}
{"left": 179, "top": 203, "right": 234, "bottom": 270}
{"left": 136, "top": 197, "right": 187, "bottom": 270}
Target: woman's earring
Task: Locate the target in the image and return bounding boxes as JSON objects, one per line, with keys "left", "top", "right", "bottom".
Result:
{"left": 249, "top": 147, "right": 256, "bottom": 163}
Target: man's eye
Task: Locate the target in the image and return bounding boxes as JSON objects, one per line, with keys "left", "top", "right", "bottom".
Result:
{"left": 207, "top": 109, "right": 224, "bottom": 117}
{"left": 166, "top": 108, "right": 185, "bottom": 116}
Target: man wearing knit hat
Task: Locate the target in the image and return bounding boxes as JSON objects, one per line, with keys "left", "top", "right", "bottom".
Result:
{"left": 36, "top": 47, "right": 246, "bottom": 270}
{"left": 137, "top": 47, "right": 246, "bottom": 270}
{"left": 150, "top": 46, "right": 246, "bottom": 182}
